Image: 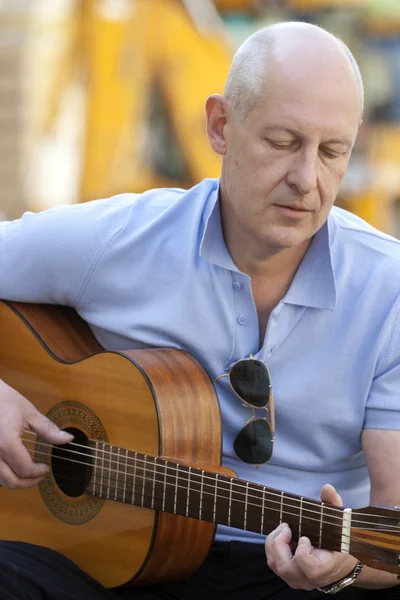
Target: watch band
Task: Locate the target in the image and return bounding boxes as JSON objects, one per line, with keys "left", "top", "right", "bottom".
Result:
{"left": 317, "top": 560, "right": 364, "bottom": 595}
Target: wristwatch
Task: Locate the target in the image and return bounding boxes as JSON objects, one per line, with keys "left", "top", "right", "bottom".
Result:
{"left": 317, "top": 560, "right": 364, "bottom": 594}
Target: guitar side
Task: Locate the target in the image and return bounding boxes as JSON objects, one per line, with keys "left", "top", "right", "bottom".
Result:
{"left": 0, "top": 301, "right": 222, "bottom": 588}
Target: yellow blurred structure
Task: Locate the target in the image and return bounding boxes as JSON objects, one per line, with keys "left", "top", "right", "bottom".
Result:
{"left": 43, "top": 0, "right": 232, "bottom": 202}
{"left": 2, "top": 0, "right": 400, "bottom": 238}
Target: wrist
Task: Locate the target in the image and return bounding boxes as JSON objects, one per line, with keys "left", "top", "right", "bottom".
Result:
{"left": 317, "top": 560, "right": 363, "bottom": 595}
{"left": 352, "top": 565, "right": 400, "bottom": 590}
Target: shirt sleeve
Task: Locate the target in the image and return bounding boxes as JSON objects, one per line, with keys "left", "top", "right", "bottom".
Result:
{"left": 364, "top": 303, "right": 400, "bottom": 430}
{"left": 0, "top": 199, "right": 129, "bottom": 307}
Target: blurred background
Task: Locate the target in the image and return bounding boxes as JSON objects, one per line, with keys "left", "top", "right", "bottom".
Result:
{"left": 1, "top": 0, "right": 400, "bottom": 236}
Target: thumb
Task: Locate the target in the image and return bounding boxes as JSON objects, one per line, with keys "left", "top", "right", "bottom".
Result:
{"left": 320, "top": 483, "right": 343, "bottom": 507}
{"left": 28, "top": 412, "right": 74, "bottom": 445}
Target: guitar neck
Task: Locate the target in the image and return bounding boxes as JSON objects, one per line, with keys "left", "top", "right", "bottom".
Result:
{"left": 85, "top": 442, "right": 344, "bottom": 552}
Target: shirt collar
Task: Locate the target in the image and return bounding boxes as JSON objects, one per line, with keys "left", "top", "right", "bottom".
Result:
{"left": 200, "top": 183, "right": 241, "bottom": 272}
{"left": 200, "top": 182, "right": 337, "bottom": 310}
{"left": 283, "top": 217, "right": 337, "bottom": 311}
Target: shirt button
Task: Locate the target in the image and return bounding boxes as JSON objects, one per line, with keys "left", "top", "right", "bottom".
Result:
{"left": 237, "top": 315, "right": 247, "bottom": 325}
{"left": 233, "top": 281, "right": 242, "bottom": 291}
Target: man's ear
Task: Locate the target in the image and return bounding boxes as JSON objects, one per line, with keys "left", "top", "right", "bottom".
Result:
{"left": 205, "top": 94, "right": 229, "bottom": 156}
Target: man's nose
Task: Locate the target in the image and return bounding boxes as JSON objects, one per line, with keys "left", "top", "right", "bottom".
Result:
{"left": 286, "top": 150, "right": 318, "bottom": 196}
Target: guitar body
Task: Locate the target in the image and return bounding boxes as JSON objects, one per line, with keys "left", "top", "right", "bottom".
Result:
{"left": 0, "top": 301, "right": 223, "bottom": 588}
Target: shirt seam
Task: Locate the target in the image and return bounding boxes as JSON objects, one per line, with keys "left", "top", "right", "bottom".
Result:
{"left": 72, "top": 206, "right": 132, "bottom": 308}
{"left": 377, "top": 300, "right": 400, "bottom": 374}
{"left": 337, "top": 222, "right": 400, "bottom": 249}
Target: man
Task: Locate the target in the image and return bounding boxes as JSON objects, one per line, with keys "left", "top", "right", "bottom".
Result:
{"left": 0, "top": 21, "right": 399, "bottom": 600}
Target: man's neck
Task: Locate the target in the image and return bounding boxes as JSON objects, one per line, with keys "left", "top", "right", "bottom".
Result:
{"left": 220, "top": 212, "right": 311, "bottom": 282}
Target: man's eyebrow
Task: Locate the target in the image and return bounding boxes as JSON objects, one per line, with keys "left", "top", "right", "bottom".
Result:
{"left": 262, "top": 126, "right": 353, "bottom": 149}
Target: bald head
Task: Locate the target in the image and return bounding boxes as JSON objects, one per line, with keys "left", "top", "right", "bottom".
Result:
{"left": 224, "top": 22, "right": 364, "bottom": 123}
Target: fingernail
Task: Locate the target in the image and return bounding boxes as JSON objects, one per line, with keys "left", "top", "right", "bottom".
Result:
{"left": 298, "top": 537, "right": 309, "bottom": 546}
{"left": 59, "top": 431, "right": 73, "bottom": 439}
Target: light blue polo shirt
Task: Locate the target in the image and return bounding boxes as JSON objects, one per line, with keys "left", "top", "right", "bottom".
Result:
{"left": 1, "top": 177, "right": 400, "bottom": 543}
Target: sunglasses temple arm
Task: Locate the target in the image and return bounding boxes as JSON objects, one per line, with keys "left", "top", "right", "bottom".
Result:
{"left": 269, "top": 389, "right": 276, "bottom": 435}
{"left": 213, "top": 373, "right": 229, "bottom": 383}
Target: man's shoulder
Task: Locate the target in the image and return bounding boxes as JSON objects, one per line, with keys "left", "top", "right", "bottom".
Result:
{"left": 330, "top": 206, "right": 400, "bottom": 264}
{"left": 89, "top": 177, "right": 218, "bottom": 228}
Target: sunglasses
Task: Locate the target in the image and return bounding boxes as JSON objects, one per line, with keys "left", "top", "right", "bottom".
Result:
{"left": 215, "top": 356, "right": 275, "bottom": 465}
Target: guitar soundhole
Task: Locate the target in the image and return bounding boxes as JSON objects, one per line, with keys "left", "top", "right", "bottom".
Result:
{"left": 52, "top": 427, "right": 93, "bottom": 498}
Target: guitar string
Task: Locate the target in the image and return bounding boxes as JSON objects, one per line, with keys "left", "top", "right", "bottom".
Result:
{"left": 22, "top": 433, "right": 400, "bottom": 529}
{"left": 19, "top": 432, "right": 369, "bottom": 522}
{"left": 26, "top": 446, "right": 353, "bottom": 541}
{"left": 20, "top": 435, "right": 361, "bottom": 526}
{"left": 26, "top": 448, "right": 400, "bottom": 537}
{"left": 23, "top": 438, "right": 400, "bottom": 532}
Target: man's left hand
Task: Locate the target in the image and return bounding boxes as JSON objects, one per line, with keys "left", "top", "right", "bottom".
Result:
{"left": 264, "top": 484, "right": 357, "bottom": 590}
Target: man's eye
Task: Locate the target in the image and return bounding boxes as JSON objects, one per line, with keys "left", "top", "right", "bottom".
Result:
{"left": 321, "top": 149, "right": 344, "bottom": 159}
{"left": 268, "top": 140, "right": 293, "bottom": 149}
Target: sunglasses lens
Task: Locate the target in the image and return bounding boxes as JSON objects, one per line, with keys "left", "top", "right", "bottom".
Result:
{"left": 230, "top": 360, "right": 270, "bottom": 408}
{"left": 233, "top": 419, "right": 273, "bottom": 464}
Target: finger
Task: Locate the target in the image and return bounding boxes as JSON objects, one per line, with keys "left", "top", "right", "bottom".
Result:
{"left": 295, "top": 537, "right": 357, "bottom": 588}
{"left": 2, "top": 439, "right": 50, "bottom": 480}
{"left": 265, "top": 523, "right": 292, "bottom": 551}
{"left": 268, "top": 530, "right": 314, "bottom": 590}
{"left": 27, "top": 412, "right": 74, "bottom": 445}
{"left": 0, "top": 459, "right": 46, "bottom": 489}
{"left": 320, "top": 483, "right": 343, "bottom": 507}
{"left": 294, "top": 536, "right": 319, "bottom": 571}
{"left": 266, "top": 523, "right": 294, "bottom": 565}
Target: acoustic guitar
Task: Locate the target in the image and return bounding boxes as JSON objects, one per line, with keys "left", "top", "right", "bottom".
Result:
{"left": 0, "top": 300, "right": 399, "bottom": 588}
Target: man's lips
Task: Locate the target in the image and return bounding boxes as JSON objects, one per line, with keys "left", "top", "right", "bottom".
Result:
{"left": 274, "top": 204, "right": 313, "bottom": 212}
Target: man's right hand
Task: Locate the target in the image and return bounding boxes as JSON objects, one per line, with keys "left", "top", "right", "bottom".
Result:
{"left": 0, "top": 379, "right": 73, "bottom": 489}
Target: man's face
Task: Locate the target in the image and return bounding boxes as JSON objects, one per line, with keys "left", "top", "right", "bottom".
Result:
{"left": 219, "top": 59, "right": 361, "bottom": 254}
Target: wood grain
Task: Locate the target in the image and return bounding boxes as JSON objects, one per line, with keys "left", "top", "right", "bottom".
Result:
{"left": 0, "top": 301, "right": 223, "bottom": 587}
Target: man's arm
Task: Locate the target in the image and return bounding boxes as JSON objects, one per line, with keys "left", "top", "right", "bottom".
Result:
{"left": 0, "top": 198, "right": 129, "bottom": 306}
{"left": 352, "top": 429, "right": 400, "bottom": 589}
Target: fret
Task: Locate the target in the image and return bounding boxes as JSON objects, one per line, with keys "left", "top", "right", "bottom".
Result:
{"left": 319, "top": 502, "right": 324, "bottom": 548}
{"left": 261, "top": 487, "right": 265, "bottom": 534}
{"left": 122, "top": 449, "right": 128, "bottom": 503}
{"left": 246, "top": 483, "right": 263, "bottom": 533}
{"left": 228, "top": 478, "right": 233, "bottom": 527}
{"left": 244, "top": 483, "right": 249, "bottom": 530}
{"left": 141, "top": 455, "right": 147, "bottom": 507}
{"left": 151, "top": 457, "right": 163, "bottom": 512}
{"left": 279, "top": 493, "right": 303, "bottom": 536}
{"left": 162, "top": 460, "right": 167, "bottom": 512}
{"left": 295, "top": 496, "right": 329, "bottom": 549}
{"left": 162, "top": 460, "right": 176, "bottom": 515}
{"left": 230, "top": 479, "right": 248, "bottom": 530}
{"left": 199, "top": 470, "right": 205, "bottom": 520}
{"left": 186, "top": 465, "right": 201, "bottom": 519}
{"left": 214, "top": 474, "right": 230, "bottom": 525}
{"left": 115, "top": 447, "right": 120, "bottom": 501}
{"left": 213, "top": 475, "right": 218, "bottom": 523}
{"left": 174, "top": 463, "right": 180, "bottom": 514}
{"left": 107, "top": 445, "right": 113, "bottom": 499}
{"left": 131, "top": 451, "right": 137, "bottom": 505}
{"left": 151, "top": 456, "right": 157, "bottom": 509}
{"left": 298, "top": 497, "right": 303, "bottom": 539}
{"left": 186, "top": 466, "right": 191, "bottom": 517}
{"left": 86, "top": 444, "right": 348, "bottom": 554}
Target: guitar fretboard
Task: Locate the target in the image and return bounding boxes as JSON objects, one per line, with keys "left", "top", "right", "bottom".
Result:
{"left": 86, "top": 441, "right": 344, "bottom": 551}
